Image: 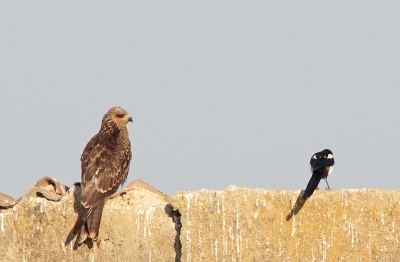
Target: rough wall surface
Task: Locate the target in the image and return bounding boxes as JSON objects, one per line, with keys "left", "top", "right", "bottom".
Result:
{"left": 2, "top": 182, "right": 400, "bottom": 262}
{"left": 0, "top": 179, "right": 175, "bottom": 262}
{"left": 171, "top": 186, "right": 400, "bottom": 262}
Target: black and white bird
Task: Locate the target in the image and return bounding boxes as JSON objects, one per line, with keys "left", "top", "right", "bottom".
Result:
{"left": 302, "top": 149, "right": 335, "bottom": 200}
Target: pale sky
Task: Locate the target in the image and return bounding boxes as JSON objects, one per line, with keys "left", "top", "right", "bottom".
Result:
{"left": 1, "top": 2, "right": 400, "bottom": 199}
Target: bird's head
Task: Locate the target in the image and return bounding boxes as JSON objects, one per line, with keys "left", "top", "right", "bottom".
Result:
{"left": 105, "top": 107, "right": 133, "bottom": 129}
{"left": 322, "top": 149, "right": 333, "bottom": 159}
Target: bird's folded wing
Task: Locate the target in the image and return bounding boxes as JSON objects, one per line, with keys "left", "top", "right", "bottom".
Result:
{"left": 80, "top": 143, "right": 131, "bottom": 208}
{"left": 310, "top": 158, "right": 334, "bottom": 171}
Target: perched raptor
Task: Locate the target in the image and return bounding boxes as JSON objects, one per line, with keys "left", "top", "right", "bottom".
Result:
{"left": 72, "top": 107, "right": 132, "bottom": 244}
{"left": 302, "top": 149, "right": 334, "bottom": 200}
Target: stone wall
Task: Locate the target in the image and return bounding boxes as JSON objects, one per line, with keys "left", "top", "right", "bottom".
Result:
{"left": 0, "top": 178, "right": 175, "bottom": 262}
{"left": 1, "top": 179, "right": 400, "bottom": 261}
{"left": 171, "top": 186, "right": 400, "bottom": 261}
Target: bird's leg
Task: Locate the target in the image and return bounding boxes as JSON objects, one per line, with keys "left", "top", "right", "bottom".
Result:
{"left": 324, "top": 178, "right": 331, "bottom": 190}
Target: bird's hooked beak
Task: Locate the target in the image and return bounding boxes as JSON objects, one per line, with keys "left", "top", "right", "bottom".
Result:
{"left": 128, "top": 116, "right": 133, "bottom": 123}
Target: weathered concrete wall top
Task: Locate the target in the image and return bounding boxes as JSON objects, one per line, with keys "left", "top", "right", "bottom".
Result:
{"left": 0, "top": 178, "right": 175, "bottom": 262}
{"left": 172, "top": 186, "right": 400, "bottom": 262}
{"left": 2, "top": 180, "right": 400, "bottom": 261}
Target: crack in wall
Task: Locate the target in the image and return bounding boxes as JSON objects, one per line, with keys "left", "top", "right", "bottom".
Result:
{"left": 165, "top": 204, "right": 182, "bottom": 262}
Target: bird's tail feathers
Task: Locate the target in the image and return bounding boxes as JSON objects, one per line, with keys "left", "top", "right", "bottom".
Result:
{"left": 86, "top": 199, "right": 106, "bottom": 241}
{"left": 302, "top": 171, "right": 322, "bottom": 200}
{"left": 77, "top": 222, "right": 89, "bottom": 244}
{"left": 72, "top": 207, "right": 91, "bottom": 235}
{"left": 72, "top": 198, "right": 106, "bottom": 244}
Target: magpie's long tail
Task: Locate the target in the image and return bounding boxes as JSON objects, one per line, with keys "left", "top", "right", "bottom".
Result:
{"left": 302, "top": 171, "right": 322, "bottom": 200}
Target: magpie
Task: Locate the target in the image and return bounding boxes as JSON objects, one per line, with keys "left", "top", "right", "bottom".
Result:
{"left": 302, "top": 149, "right": 335, "bottom": 200}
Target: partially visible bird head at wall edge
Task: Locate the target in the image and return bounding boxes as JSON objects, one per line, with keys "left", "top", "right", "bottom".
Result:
{"left": 102, "top": 107, "right": 133, "bottom": 129}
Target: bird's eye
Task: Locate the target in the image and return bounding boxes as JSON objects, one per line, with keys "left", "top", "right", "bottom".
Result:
{"left": 118, "top": 114, "right": 124, "bottom": 118}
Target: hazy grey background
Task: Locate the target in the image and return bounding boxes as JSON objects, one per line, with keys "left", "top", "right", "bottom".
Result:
{"left": 1, "top": 2, "right": 399, "bottom": 199}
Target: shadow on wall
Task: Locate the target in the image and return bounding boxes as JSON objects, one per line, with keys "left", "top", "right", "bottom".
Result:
{"left": 286, "top": 190, "right": 306, "bottom": 221}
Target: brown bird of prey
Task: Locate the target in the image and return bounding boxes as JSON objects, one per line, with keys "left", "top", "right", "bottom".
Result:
{"left": 72, "top": 107, "right": 132, "bottom": 244}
